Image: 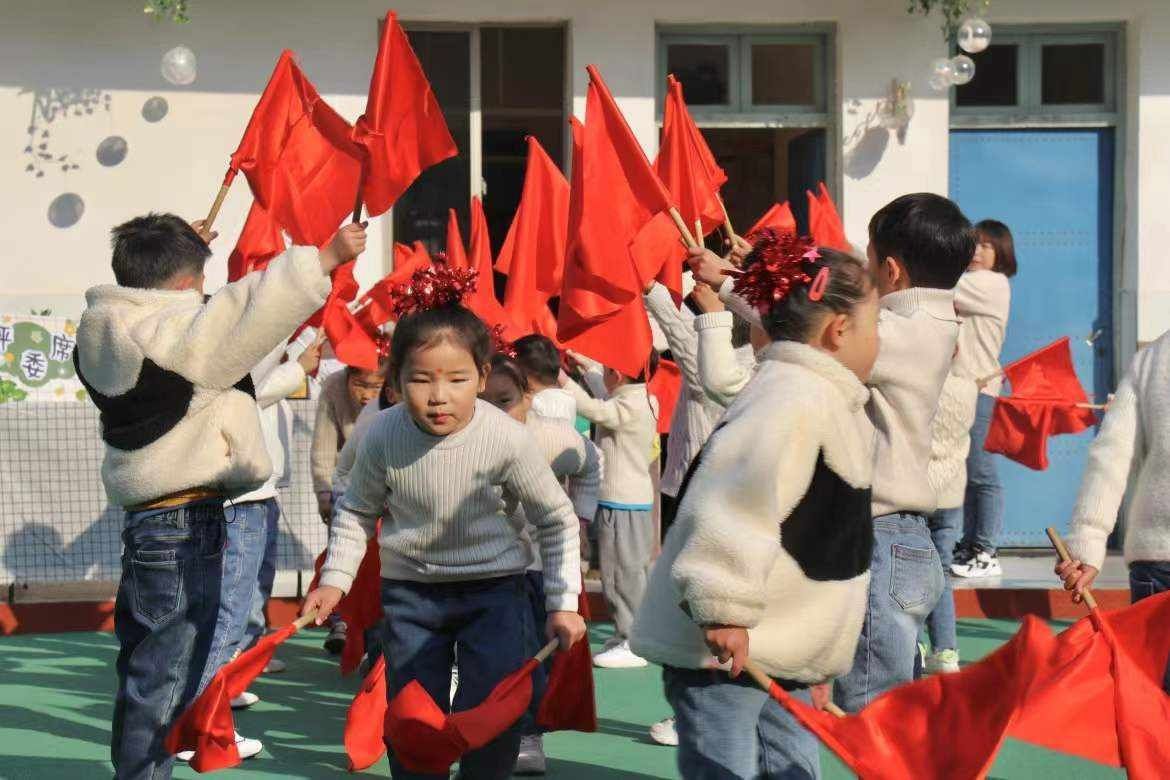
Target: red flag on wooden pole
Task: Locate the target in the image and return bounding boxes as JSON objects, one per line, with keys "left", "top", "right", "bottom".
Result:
{"left": 536, "top": 637, "right": 598, "bottom": 733}
{"left": 351, "top": 12, "right": 458, "bottom": 218}
{"left": 227, "top": 201, "right": 286, "bottom": 282}
{"left": 445, "top": 208, "right": 470, "bottom": 271}
{"left": 656, "top": 75, "right": 727, "bottom": 239}
{"left": 344, "top": 656, "right": 388, "bottom": 771}
{"left": 464, "top": 195, "right": 516, "bottom": 337}
{"left": 747, "top": 202, "right": 797, "bottom": 238}
{"left": 806, "top": 182, "right": 849, "bottom": 251}
{"left": 354, "top": 243, "right": 432, "bottom": 332}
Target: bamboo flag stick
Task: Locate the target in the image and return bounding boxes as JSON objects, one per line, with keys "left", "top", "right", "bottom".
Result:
{"left": 717, "top": 195, "right": 736, "bottom": 241}
{"left": 695, "top": 219, "right": 703, "bottom": 247}
{"left": 204, "top": 182, "right": 231, "bottom": 232}
{"left": 668, "top": 207, "right": 699, "bottom": 248}
{"left": 535, "top": 638, "right": 560, "bottom": 663}
{"left": 351, "top": 162, "right": 367, "bottom": 224}
{"left": 1046, "top": 527, "right": 1099, "bottom": 611}
{"left": 743, "top": 659, "right": 847, "bottom": 718}
{"left": 293, "top": 607, "right": 321, "bottom": 631}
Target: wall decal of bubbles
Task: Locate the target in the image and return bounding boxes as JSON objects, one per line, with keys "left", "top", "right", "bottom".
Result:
{"left": 161, "top": 45, "right": 197, "bottom": 86}
{"left": 142, "top": 96, "right": 169, "bottom": 122}
{"left": 48, "top": 193, "right": 85, "bottom": 228}
{"left": 96, "top": 136, "right": 129, "bottom": 167}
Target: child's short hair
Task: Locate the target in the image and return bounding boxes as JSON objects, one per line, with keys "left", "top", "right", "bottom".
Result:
{"left": 746, "top": 246, "right": 872, "bottom": 343}
{"left": 513, "top": 335, "right": 562, "bottom": 387}
{"left": 489, "top": 353, "right": 530, "bottom": 394}
{"left": 627, "top": 348, "right": 660, "bottom": 384}
{"left": 974, "top": 219, "right": 1018, "bottom": 278}
{"left": 111, "top": 213, "right": 212, "bottom": 289}
{"left": 868, "top": 193, "right": 975, "bottom": 289}
{"left": 388, "top": 305, "right": 492, "bottom": 384}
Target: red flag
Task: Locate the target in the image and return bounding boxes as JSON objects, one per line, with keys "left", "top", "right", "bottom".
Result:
{"left": 227, "top": 200, "right": 285, "bottom": 282}
{"left": 536, "top": 638, "right": 598, "bottom": 733}
{"left": 464, "top": 195, "right": 518, "bottom": 339}
{"left": 647, "top": 358, "right": 681, "bottom": 435}
{"left": 497, "top": 136, "right": 569, "bottom": 339}
{"left": 748, "top": 202, "right": 797, "bottom": 238}
{"left": 557, "top": 68, "right": 675, "bottom": 378}
{"left": 445, "top": 208, "right": 470, "bottom": 271}
{"left": 806, "top": 183, "right": 848, "bottom": 251}
{"left": 354, "top": 243, "right": 432, "bottom": 331}
{"left": 352, "top": 13, "right": 458, "bottom": 217}
{"left": 166, "top": 623, "right": 299, "bottom": 771}
{"left": 1003, "top": 337, "right": 1095, "bottom": 404}
{"left": 576, "top": 571, "right": 593, "bottom": 622}
{"left": 656, "top": 75, "right": 726, "bottom": 238}
{"left": 227, "top": 50, "right": 361, "bottom": 247}
{"left": 339, "top": 538, "right": 384, "bottom": 676}
{"left": 345, "top": 655, "right": 388, "bottom": 771}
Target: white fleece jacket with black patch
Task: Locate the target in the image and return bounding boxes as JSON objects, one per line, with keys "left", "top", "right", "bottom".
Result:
{"left": 631, "top": 342, "right": 875, "bottom": 683}
{"left": 75, "top": 247, "right": 332, "bottom": 507}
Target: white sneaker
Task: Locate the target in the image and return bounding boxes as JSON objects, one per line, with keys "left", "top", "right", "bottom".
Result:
{"left": 592, "top": 639, "right": 648, "bottom": 669}
{"left": 231, "top": 691, "right": 260, "bottom": 709}
{"left": 648, "top": 716, "right": 679, "bottom": 746}
{"left": 262, "top": 658, "right": 287, "bottom": 674}
{"left": 175, "top": 749, "right": 195, "bottom": 762}
{"left": 598, "top": 635, "right": 623, "bottom": 653}
{"left": 951, "top": 550, "right": 1003, "bottom": 579}
{"left": 925, "top": 648, "right": 961, "bottom": 674}
{"left": 449, "top": 664, "right": 459, "bottom": 705}
{"left": 234, "top": 730, "right": 263, "bottom": 760}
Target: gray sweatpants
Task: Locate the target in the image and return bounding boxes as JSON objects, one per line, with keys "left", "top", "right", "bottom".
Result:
{"left": 595, "top": 506, "right": 655, "bottom": 640}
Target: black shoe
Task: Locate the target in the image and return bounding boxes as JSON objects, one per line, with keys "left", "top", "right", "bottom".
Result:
{"left": 324, "top": 621, "right": 347, "bottom": 655}
{"left": 951, "top": 542, "right": 976, "bottom": 567}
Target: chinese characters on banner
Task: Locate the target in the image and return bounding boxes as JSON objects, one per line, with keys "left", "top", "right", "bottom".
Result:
{"left": 0, "top": 314, "right": 85, "bottom": 402}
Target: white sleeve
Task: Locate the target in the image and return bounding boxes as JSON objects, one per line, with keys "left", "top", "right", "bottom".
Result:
{"left": 717, "top": 277, "right": 762, "bottom": 330}
{"left": 645, "top": 283, "right": 703, "bottom": 398}
{"left": 254, "top": 360, "right": 305, "bottom": 410}
{"left": 695, "top": 311, "right": 752, "bottom": 406}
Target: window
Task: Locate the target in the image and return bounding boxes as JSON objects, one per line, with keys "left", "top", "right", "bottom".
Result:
{"left": 953, "top": 28, "right": 1118, "bottom": 120}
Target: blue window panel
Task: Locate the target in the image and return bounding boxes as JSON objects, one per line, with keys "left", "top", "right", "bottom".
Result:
{"left": 949, "top": 128, "right": 1114, "bottom": 547}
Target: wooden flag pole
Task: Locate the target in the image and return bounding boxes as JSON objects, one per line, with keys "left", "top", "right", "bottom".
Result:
{"left": 293, "top": 607, "right": 321, "bottom": 631}
{"left": 1046, "top": 526, "right": 1099, "bottom": 611}
{"left": 742, "top": 659, "right": 847, "bottom": 718}
{"left": 351, "top": 161, "right": 367, "bottom": 224}
{"left": 668, "top": 207, "right": 699, "bottom": 248}
{"left": 695, "top": 219, "right": 703, "bottom": 248}
{"left": 204, "top": 182, "right": 231, "bottom": 232}
{"left": 534, "top": 638, "right": 561, "bottom": 663}
{"left": 717, "top": 195, "right": 736, "bottom": 241}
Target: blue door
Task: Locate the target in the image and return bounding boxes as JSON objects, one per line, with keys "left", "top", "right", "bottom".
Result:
{"left": 949, "top": 129, "right": 1114, "bottom": 547}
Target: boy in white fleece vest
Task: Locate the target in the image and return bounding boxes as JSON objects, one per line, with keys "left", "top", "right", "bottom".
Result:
{"left": 74, "top": 213, "right": 364, "bottom": 779}
{"left": 833, "top": 193, "right": 975, "bottom": 713}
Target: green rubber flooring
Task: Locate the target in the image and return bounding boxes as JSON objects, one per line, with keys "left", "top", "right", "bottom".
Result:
{"left": 0, "top": 620, "right": 1123, "bottom": 779}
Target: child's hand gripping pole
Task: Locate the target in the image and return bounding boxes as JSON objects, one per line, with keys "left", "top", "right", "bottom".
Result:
{"left": 742, "top": 659, "right": 847, "bottom": 718}
{"left": 1046, "top": 527, "right": 1099, "bottom": 611}
{"left": 293, "top": 606, "right": 321, "bottom": 632}
{"left": 535, "top": 638, "right": 560, "bottom": 663}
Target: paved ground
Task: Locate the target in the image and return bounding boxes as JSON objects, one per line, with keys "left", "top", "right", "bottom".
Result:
{"left": 950, "top": 552, "right": 1129, "bottom": 591}
{"left": 0, "top": 621, "right": 1123, "bottom": 779}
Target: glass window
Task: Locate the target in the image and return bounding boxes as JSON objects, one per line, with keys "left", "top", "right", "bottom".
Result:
{"left": 667, "top": 43, "right": 731, "bottom": 105}
{"left": 1042, "top": 43, "right": 1105, "bottom": 105}
{"left": 955, "top": 44, "right": 1018, "bottom": 107}
{"left": 751, "top": 44, "right": 817, "bottom": 106}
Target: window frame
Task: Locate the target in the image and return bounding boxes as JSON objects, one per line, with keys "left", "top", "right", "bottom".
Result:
{"left": 951, "top": 25, "right": 1121, "bottom": 128}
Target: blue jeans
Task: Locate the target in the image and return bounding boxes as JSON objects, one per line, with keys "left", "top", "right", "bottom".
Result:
{"left": 834, "top": 513, "right": 945, "bottom": 713}
{"left": 925, "top": 508, "right": 963, "bottom": 651}
{"left": 1129, "top": 562, "right": 1170, "bottom": 692}
{"left": 518, "top": 570, "right": 550, "bottom": 737}
{"left": 198, "top": 498, "right": 272, "bottom": 692}
{"left": 380, "top": 575, "right": 538, "bottom": 780}
{"left": 961, "top": 394, "right": 1005, "bottom": 555}
{"left": 111, "top": 499, "right": 225, "bottom": 779}
{"left": 244, "top": 499, "right": 281, "bottom": 647}
{"left": 664, "top": 666, "right": 820, "bottom": 779}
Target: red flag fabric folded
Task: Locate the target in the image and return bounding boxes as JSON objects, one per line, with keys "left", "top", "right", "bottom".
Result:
{"left": 806, "top": 183, "right": 849, "bottom": 251}
{"left": 352, "top": 12, "right": 458, "bottom": 217}
{"left": 1003, "top": 336, "right": 1094, "bottom": 403}
{"left": 227, "top": 200, "right": 285, "bottom": 282}
{"left": 320, "top": 262, "right": 381, "bottom": 371}
{"left": 345, "top": 655, "right": 388, "bottom": 771}
{"left": 339, "top": 537, "right": 383, "bottom": 676}
{"left": 557, "top": 67, "right": 672, "bottom": 378}
{"left": 748, "top": 202, "right": 797, "bottom": 238}
{"left": 445, "top": 208, "right": 470, "bottom": 271}
{"left": 537, "top": 638, "right": 598, "bottom": 733}
{"left": 354, "top": 243, "right": 432, "bottom": 331}
{"left": 647, "top": 358, "right": 681, "bottom": 435}
{"left": 166, "top": 623, "right": 300, "bottom": 771}
{"left": 497, "top": 136, "right": 569, "bottom": 339}
{"left": 464, "top": 196, "right": 519, "bottom": 339}
{"left": 227, "top": 50, "right": 361, "bottom": 247}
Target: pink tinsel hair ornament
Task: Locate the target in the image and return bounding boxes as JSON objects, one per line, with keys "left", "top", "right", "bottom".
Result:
{"left": 733, "top": 228, "right": 829, "bottom": 313}
{"left": 389, "top": 261, "right": 479, "bottom": 320}
{"left": 490, "top": 324, "right": 517, "bottom": 358}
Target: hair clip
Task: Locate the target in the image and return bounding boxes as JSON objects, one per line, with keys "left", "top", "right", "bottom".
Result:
{"left": 807, "top": 267, "right": 830, "bottom": 302}
{"left": 390, "top": 265, "right": 478, "bottom": 319}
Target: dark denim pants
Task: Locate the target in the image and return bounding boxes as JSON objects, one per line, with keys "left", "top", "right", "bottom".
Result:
{"left": 518, "top": 570, "right": 550, "bottom": 737}
{"left": 111, "top": 499, "right": 225, "bottom": 779}
{"left": 1129, "top": 561, "right": 1170, "bottom": 691}
{"left": 380, "top": 574, "right": 538, "bottom": 780}
{"left": 664, "top": 666, "right": 820, "bottom": 779}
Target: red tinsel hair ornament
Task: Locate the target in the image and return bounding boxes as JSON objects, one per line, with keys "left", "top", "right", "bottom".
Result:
{"left": 490, "top": 324, "right": 517, "bottom": 358}
{"left": 390, "top": 263, "right": 479, "bottom": 320}
{"left": 733, "top": 228, "right": 824, "bottom": 314}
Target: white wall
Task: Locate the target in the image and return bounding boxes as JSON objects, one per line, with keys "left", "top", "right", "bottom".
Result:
{"left": 1, "top": 0, "right": 1167, "bottom": 353}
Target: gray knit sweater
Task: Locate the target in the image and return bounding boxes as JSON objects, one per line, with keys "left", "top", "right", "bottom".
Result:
{"left": 320, "top": 399, "right": 581, "bottom": 612}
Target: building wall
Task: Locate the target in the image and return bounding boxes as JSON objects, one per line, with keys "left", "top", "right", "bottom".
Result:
{"left": 1, "top": 0, "right": 1167, "bottom": 355}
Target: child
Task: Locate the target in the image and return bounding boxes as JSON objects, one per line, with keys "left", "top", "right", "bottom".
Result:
{"left": 514, "top": 334, "right": 578, "bottom": 424}
{"left": 311, "top": 360, "right": 386, "bottom": 653}
{"left": 303, "top": 294, "right": 585, "bottom": 780}
{"left": 951, "top": 219, "right": 1016, "bottom": 578}
{"left": 834, "top": 193, "right": 975, "bottom": 712}
{"left": 560, "top": 351, "right": 660, "bottom": 669}
{"left": 1059, "top": 331, "right": 1170, "bottom": 626}
{"left": 631, "top": 234, "right": 879, "bottom": 778}
{"left": 482, "top": 352, "right": 600, "bottom": 775}
{"left": 74, "top": 213, "right": 364, "bottom": 778}
{"left": 691, "top": 280, "right": 766, "bottom": 407}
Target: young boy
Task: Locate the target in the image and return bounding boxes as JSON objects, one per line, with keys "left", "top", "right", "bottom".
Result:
{"left": 561, "top": 352, "right": 660, "bottom": 669}
{"left": 74, "top": 213, "right": 364, "bottom": 778}
{"left": 514, "top": 334, "right": 578, "bottom": 424}
{"left": 835, "top": 193, "right": 975, "bottom": 711}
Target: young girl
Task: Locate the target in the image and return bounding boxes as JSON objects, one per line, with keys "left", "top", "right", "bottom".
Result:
{"left": 951, "top": 219, "right": 1016, "bottom": 578}
{"left": 482, "top": 352, "right": 600, "bottom": 774}
{"left": 304, "top": 275, "right": 585, "bottom": 780}
{"left": 631, "top": 231, "right": 879, "bottom": 778}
